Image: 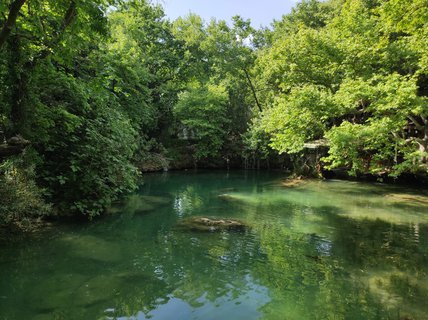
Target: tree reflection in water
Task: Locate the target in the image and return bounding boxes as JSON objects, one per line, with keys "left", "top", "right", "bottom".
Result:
{"left": 0, "top": 172, "right": 427, "bottom": 319}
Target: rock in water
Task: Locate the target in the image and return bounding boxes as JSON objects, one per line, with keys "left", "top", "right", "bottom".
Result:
{"left": 176, "top": 216, "right": 249, "bottom": 232}
{"left": 281, "top": 176, "right": 307, "bottom": 187}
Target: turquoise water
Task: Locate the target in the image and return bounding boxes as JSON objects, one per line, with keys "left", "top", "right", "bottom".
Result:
{"left": 1, "top": 171, "right": 427, "bottom": 319}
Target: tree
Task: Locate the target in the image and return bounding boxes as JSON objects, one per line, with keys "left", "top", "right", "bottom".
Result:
{"left": 174, "top": 81, "right": 229, "bottom": 160}
{"left": 0, "top": 0, "right": 142, "bottom": 220}
{"left": 259, "top": 85, "right": 338, "bottom": 154}
{"left": 251, "top": 0, "right": 428, "bottom": 178}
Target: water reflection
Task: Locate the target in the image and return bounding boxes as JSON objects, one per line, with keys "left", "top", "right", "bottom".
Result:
{"left": 0, "top": 171, "right": 427, "bottom": 319}
{"left": 173, "top": 186, "right": 203, "bottom": 217}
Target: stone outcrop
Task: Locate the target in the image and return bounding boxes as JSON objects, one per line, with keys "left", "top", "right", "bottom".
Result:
{"left": 176, "top": 216, "right": 249, "bottom": 232}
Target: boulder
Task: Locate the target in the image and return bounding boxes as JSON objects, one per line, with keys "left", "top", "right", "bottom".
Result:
{"left": 281, "top": 176, "right": 307, "bottom": 187}
{"left": 176, "top": 216, "right": 249, "bottom": 232}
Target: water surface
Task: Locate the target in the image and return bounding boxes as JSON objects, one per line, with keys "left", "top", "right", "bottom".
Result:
{"left": 1, "top": 171, "right": 427, "bottom": 319}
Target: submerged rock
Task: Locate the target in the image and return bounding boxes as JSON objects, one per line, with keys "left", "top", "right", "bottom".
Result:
{"left": 176, "top": 217, "right": 249, "bottom": 232}
{"left": 384, "top": 193, "right": 428, "bottom": 207}
{"left": 281, "top": 176, "right": 307, "bottom": 187}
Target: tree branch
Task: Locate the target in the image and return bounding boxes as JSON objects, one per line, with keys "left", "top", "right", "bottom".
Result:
{"left": 242, "top": 67, "right": 263, "bottom": 112}
{"left": 408, "top": 115, "right": 424, "bottom": 130}
{"left": 0, "top": 0, "right": 27, "bottom": 49}
{"left": 25, "top": 1, "right": 77, "bottom": 69}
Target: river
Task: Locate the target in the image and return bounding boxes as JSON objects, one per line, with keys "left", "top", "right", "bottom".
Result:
{"left": 1, "top": 171, "right": 427, "bottom": 319}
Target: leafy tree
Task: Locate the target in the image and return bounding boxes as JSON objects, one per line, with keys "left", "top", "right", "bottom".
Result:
{"left": 0, "top": 0, "right": 27, "bottom": 49}
{"left": 260, "top": 85, "right": 338, "bottom": 154}
{"left": 174, "top": 82, "right": 229, "bottom": 160}
{"left": 324, "top": 74, "right": 428, "bottom": 176}
{"left": 0, "top": 0, "right": 112, "bottom": 134}
{"left": 251, "top": 0, "right": 427, "bottom": 178}
{"left": 0, "top": 0, "right": 142, "bottom": 220}
{"left": 172, "top": 15, "right": 262, "bottom": 164}
{"left": 172, "top": 14, "right": 208, "bottom": 81}
{"left": 0, "top": 0, "right": 190, "bottom": 220}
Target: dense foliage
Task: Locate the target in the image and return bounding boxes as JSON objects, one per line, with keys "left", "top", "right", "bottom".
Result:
{"left": 0, "top": 0, "right": 427, "bottom": 225}
{"left": 253, "top": 0, "right": 428, "bottom": 178}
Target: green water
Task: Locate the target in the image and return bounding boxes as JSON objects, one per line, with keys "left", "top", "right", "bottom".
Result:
{"left": 1, "top": 171, "right": 428, "bottom": 320}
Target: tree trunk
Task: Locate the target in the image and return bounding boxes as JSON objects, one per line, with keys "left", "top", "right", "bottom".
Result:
{"left": 0, "top": 0, "right": 27, "bottom": 49}
{"left": 7, "top": 34, "right": 28, "bottom": 134}
{"left": 416, "top": 131, "right": 427, "bottom": 164}
{"left": 407, "top": 115, "right": 428, "bottom": 164}
{"left": 242, "top": 67, "right": 262, "bottom": 112}
{"left": 7, "top": 1, "right": 77, "bottom": 134}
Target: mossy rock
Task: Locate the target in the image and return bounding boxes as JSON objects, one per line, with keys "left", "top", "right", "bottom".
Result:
{"left": 281, "top": 177, "right": 307, "bottom": 187}
{"left": 176, "top": 216, "right": 249, "bottom": 232}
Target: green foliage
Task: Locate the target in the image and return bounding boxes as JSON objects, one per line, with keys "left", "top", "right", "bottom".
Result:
{"left": 260, "top": 85, "right": 337, "bottom": 153}
{"left": 0, "top": 158, "right": 51, "bottom": 226}
{"left": 172, "top": 14, "right": 261, "bottom": 165}
{"left": 60, "top": 104, "right": 138, "bottom": 217}
{"left": 105, "top": 0, "right": 182, "bottom": 131}
{"left": 174, "top": 82, "right": 229, "bottom": 160}
{"left": 172, "top": 14, "right": 208, "bottom": 81}
{"left": 323, "top": 120, "right": 396, "bottom": 175}
{"left": 278, "top": 0, "right": 336, "bottom": 30}
{"left": 252, "top": 0, "right": 428, "bottom": 178}
{"left": 0, "top": 0, "right": 191, "bottom": 222}
{"left": 242, "top": 117, "right": 273, "bottom": 162}
{"left": 328, "top": 74, "right": 428, "bottom": 176}
{"left": 29, "top": 67, "right": 139, "bottom": 218}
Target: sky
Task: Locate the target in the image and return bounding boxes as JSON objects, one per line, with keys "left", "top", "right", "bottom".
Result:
{"left": 156, "top": 0, "right": 299, "bottom": 27}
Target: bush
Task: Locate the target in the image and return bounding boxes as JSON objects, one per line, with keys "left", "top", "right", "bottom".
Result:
{"left": 0, "top": 160, "right": 51, "bottom": 228}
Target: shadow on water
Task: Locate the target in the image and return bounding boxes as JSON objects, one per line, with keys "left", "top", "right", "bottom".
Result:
{"left": 0, "top": 171, "right": 427, "bottom": 319}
